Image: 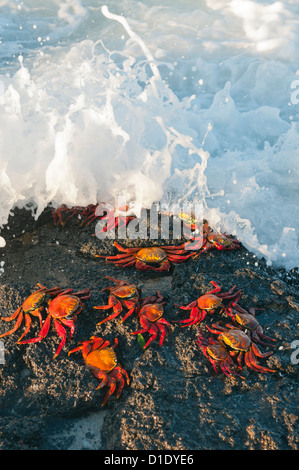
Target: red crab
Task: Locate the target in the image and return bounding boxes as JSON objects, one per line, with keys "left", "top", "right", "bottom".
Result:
{"left": 173, "top": 281, "right": 241, "bottom": 327}
{"left": 0, "top": 284, "right": 63, "bottom": 342}
{"left": 226, "top": 303, "right": 276, "bottom": 346}
{"left": 206, "top": 324, "right": 275, "bottom": 373}
{"left": 84, "top": 204, "right": 136, "bottom": 235}
{"left": 52, "top": 204, "right": 97, "bottom": 227}
{"left": 130, "top": 292, "right": 171, "bottom": 348}
{"left": 53, "top": 203, "right": 135, "bottom": 234}
{"left": 196, "top": 330, "right": 245, "bottom": 379}
{"left": 188, "top": 222, "right": 241, "bottom": 257}
{"left": 93, "top": 276, "right": 141, "bottom": 325}
{"left": 68, "top": 336, "right": 130, "bottom": 406}
{"left": 97, "top": 241, "right": 195, "bottom": 271}
{"left": 18, "top": 288, "right": 91, "bottom": 358}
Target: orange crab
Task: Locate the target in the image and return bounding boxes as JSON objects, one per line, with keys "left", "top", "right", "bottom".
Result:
{"left": 52, "top": 204, "right": 97, "bottom": 227}
{"left": 93, "top": 276, "right": 141, "bottom": 325}
{"left": 173, "top": 281, "right": 241, "bottom": 327}
{"left": 97, "top": 241, "right": 195, "bottom": 271}
{"left": 53, "top": 203, "right": 135, "bottom": 234}
{"left": 0, "top": 284, "right": 63, "bottom": 342}
{"left": 83, "top": 204, "right": 136, "bottom": 235}
{"left": 18, "top": 288, "right": 91, "bottom": 358}
{"left": 130, "top": 292, "right": 171, "bottom": 348}
{"left": 206, "top": 324, "right": 275, "bottom": 373}
{"left": 188, "top": 222, "right": 241, "bottom": 257}
{"left": 68, "top": 336, "right": 130, "bottom": 406}
{"left": 196, "top": 330, "right": 244, "bottom": 379}
{"left": 226, "top": 304, "right": 276, "bottom": 347}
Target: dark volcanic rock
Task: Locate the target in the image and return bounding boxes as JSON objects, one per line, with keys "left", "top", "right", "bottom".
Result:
{"left": 0, "top": 207, "right": 298, "bottom": 450}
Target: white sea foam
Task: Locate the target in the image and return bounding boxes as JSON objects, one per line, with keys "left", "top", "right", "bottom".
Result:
{"left": 0, "top": 1, "right": 298, "bottom": 270}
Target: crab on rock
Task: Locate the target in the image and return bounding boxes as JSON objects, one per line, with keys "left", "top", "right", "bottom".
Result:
{"left": 0, "top": 284, "right": 63, "bottom": 342}
{"left": 68, "top": 336, "right": 130, "bottom": 406}
{"left": 225, "top": 303, "right": 276, "bottom": 347}
{"left": 188, "top": 222, "right": 241, "bottom": 257}
{"left": 130, "top": 292, "right": 171, "bottom": 348}
{"left": 207, "top": 323, "right": 275, "bottom": 374}
{"left": 196, "top": 330, "right": 245, "bottom": 379}
{"left": 173, "top": 281, "right": 241, "bottom": 327}
{"left": 18, "top": 288, "right": 91, "bottom": 358}
{"left": 97, "top": 241, "right": 195, "bottom": 271}
{"left": 52, "top": 204, "right": 97, "bottom": 227}
{"left": 94, "top": 276, "right": 141, "bottom": 325}
{"left": 53, "top": 203, "right": 135, "bottom": 234}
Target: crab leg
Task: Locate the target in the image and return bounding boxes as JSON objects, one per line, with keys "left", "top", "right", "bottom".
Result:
{"left": 113, "top": 242, "right": 140, "bottom": 253}
{"left": 130, "top": 318, "right": 159, "bottom": 348}
{"left": 245, "top": 350, "right": 275, "bottom": 373}
{"left": 254, "top": 326, "right": 276, "bottom": 343}
{"left": 53, "top": 320, "right": 68, "bottom": 359}
{"left": 118, "top": 306, "right": 137, "bottom": 324}
{"left": 251, "top": 342, "right": 274, "bottom": 359}
{"left": 135, "top": 259, "right": 170, "bottom": 271}
{"left": 102, "top": 381, "right": 117, "bottom": 407}
{"left": 175, "top": 300, "right": 197, "bottom": 310}
{"left": 1, "top": 307, "right": 22, "bottom": 322}
{"left": 104, "top": 252, "right": 136, "bottom": 260}
{"left": 105, "top": 256, "right": 137, "bottom": 264}
{"left": 17, "top": 313, "right": 32, "bottom": 342}
{"left": 18, "top": 314, "right": 51, "bottom": 345}
{"left": 116, "top": 376, "right": 125, "bottom": 399}
{"left": 144, "top": 325, "right": 159, "bottom": 348}
{"left": 96, "top": 308, "right": 124, "bottom": 325}
{"left": 94, "top": 296, "right": 121, "bottom": 312}
{"left": 69, "top": 289, "right": 91, "bottom": 300}
{"left": 167, "top": 253, "right": 195, "bottom": 262}
{"left": 0, "top": 310, "right": 23, "bottom": 338}
{"left": 157, "top": 319, "right": 171, "bottom": 345}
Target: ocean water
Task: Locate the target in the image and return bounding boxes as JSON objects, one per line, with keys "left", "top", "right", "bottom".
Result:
{"left": 0, "top": 0, "right": 298, "bottom": 270}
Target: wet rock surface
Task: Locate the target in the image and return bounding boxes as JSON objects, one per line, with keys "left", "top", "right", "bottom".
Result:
{"left": 0, "top": 207, "right": 298, "bottom": 450}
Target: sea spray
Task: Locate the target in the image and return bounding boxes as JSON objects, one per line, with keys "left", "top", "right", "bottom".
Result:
{"left": 0, "top": 1, "right": 298, "bottom": 270}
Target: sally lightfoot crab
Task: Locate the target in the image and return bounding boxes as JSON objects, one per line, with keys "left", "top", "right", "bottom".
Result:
{"left": 53, "top": 203, "right": 135, "bottom": 234}
{"left": 131, "top": 292, "right": 171, "bottom": 348}
{"left": 189, "top": 222, "right": 241, "bottom": 257}
{"left": 0, "top": 284, "right": 63, "bottom": 342}
{"left": 94, "top": 276, "right": 141, "bottom": 325}
{"left": 68, "top": 336, "right": 130, "bottom": 406}
{"left": 18, "top": 288, "right": 91, "bottom": 358}
{"left": 226, "top": 303, "right": 276, "bottom": 346}
{"left": 207, "top": 324, "right": 275, "bottom": 374}
{"left": 173, "top": 281, "right": 241, "bottom": 327}
{"left": 196, "top": 330, "right": 245, "bottom": 379}
{"left": 97, "top": 241, "right": 195, "bottom": 271}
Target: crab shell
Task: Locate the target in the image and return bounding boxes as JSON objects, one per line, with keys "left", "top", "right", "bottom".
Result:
{"left": 110, "top": 284, "right": 140, "bottom": 300}
{"left": 206, "top": 342, "right": 230, "bottom": 361}
{"left": 84, "top": 345, "right": 118, "bottom": 373}
{"left": 48, "top": 294, "right": 84, "bottom": 320}
{"left": 197, "top": 293, "right": 223, "bottom": 311}
{"left": 219, "top": 329, "right": 251, "bottom": 352}
{"left": 139, "top": 303, "right": 164, "bottom": 322}
{"left": 135, "top": 247, "right": 170, "bottom": 270}
{"left": 137, "top": 247, "right": 166, "bottom": 263}
{"left": 232, "top": 312, "right": 259, "bottom": 331}
{"left": 22, "top": 290, "right": 49, "bottom": 312}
